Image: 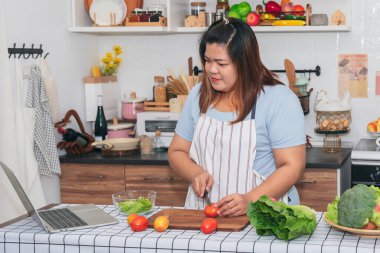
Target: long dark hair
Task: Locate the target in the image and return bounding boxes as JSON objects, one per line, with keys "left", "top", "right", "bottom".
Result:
{"left": 199, "top": 18, "right": 283, "bottom": 124}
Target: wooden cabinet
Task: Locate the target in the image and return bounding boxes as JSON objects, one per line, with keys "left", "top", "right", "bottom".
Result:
{"left": 60, "top": 163, "right": 188, "bottom": 206}
{"left": 125, "top": 165, "right": 188, "bottom": 206}
{"left": 296, "top": 168, "right": 337, "bottom": 212}
{"left": 60, "top": 163, "right": 125, "bottom": 204}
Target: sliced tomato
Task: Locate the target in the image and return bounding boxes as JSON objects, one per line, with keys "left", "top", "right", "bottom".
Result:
{"left": 200, "top": 218, "right": 218, "bottom": 234}
{"left": 204, "top": 203, "right": 219, "bottom": 218}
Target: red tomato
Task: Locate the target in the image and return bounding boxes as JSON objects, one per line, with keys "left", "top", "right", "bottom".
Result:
{"left": 204, "top": 203, "right": 219, "bottom": 218}
{"left": 362, "top": 222, "right": 377, "bottom": 230}
{"left": 375, "top": 204, "right": 380, "bottom": 212}
{"left": 293, "top": 5, "right": 305, "bottom": 16}
{"left": 200, "top": 218, "right": 218, "bottom": 234}
{"left": 130, "top": 216, "right": 148, "bottom": 232}
{"left": 127, "top": 213, "right": 139, "bottom": 225}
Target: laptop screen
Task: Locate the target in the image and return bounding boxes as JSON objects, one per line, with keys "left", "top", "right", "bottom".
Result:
{"left": 0, "top": 161, "right": 47, "bottom": 228}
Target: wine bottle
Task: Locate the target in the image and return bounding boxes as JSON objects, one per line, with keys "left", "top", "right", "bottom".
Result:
{"left": 94, "top": 95, "right": 108, "bottom": 142}
{"left": 57, "top": 127, "right": 88, "bottom": 147}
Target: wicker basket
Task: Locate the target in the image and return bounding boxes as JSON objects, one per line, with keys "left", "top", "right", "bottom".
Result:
{"left": 55, "top": 110, "right": 95, "bottom": 155}
{"left": 316, "top": 110, "right": 351, "bottom": 131}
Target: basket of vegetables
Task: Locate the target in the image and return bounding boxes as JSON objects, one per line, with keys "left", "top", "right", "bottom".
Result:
{"left": 324, "top": 184, "right": 380, "bottom": 236}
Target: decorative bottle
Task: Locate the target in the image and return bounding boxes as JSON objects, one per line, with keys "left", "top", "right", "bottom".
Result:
{"left": 94, "top": 95, "right": 108, "bottom": 142}
{"left": 153, "top": 130, "right": 166, "bottom": 152}
{"left": 57, "top": 127, "right": 88, "bottom": 147}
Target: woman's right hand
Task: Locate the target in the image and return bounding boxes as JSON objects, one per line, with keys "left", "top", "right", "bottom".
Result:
{"left": 192, "top": 170, "right": 213, "bottom": 198}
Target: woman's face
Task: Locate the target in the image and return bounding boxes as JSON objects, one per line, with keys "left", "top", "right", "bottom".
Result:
{"left": 204, "top": 43, "right": 237, "bottom": 93}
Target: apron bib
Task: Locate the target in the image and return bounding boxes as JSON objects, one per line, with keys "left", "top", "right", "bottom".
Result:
{"left": 185, "top": 106, "right": 288, "bottom": 209}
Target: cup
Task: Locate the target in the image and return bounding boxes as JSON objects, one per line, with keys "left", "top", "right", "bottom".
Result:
{"left": 169, "top": 98, "right": 181, "bottom": 112}
{"left": 138, "top": 135, "right": 154, "bottom": 154}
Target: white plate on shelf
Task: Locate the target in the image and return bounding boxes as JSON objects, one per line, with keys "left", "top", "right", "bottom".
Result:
{"left": 89, "top": 0, "right": 127, "bottom": 26}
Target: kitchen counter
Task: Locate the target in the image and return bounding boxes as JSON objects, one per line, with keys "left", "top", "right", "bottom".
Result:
{"left": 60, "top": 147, "right": 352, "bottom": 169}
{"left": 0, "top": 205, "right": 376, "bottom": 253}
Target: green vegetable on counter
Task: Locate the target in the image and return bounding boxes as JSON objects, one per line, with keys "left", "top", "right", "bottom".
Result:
{"left": 118, "top": 197, "right": 153, "bottom": 214}
{"left": 247, "top": 195, "right": 317, "bottom": 240}
{"left": 326, "top": 196, "right": 339, "bottom": 224}
{"left": 327, "top": 184, "right": 380, "bottom": 229}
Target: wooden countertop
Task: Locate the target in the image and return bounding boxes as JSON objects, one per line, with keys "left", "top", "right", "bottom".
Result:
{"left": 60, "top": 147, "right": 352, "bottom": 169}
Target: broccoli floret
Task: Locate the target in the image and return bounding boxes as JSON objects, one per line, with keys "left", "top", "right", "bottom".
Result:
{"left": 338, "top": 184, "right": 377, "bottom": 228}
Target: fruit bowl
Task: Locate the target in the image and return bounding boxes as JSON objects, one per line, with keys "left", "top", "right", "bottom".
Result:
{"left": 112, "top": 190, "right": 156, "bottom": 215}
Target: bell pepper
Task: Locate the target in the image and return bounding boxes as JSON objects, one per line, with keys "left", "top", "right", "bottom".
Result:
{"left": 263, "top": 1, "right": 281, "bottom": 16}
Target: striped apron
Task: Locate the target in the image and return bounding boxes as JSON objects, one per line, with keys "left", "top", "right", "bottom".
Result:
{"left": 185, "top": 106, "right": 288, "bottom": 209}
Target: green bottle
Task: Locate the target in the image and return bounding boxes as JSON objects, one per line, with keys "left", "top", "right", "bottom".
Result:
{"left": 94, "top": 95, "right": 108, "bottom": 143}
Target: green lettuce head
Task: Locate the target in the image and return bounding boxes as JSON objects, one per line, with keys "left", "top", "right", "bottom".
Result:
{"left": 247, "top": 195, "right": 317, "bottom": 240}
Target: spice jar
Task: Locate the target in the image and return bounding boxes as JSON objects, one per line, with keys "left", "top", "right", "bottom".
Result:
{"left": 129, "top": 10, "right": 140, "bottom": 22}
{"left": 140, "top": 11, "right": 151, "bottom": 22}
{"left": 154, "top": 76, "right": 167, "bottom": 102}
{"left": 191, "top": 2, "right": 206, "bottom": 16}
{"left": 216, "top": 0, "right": 230, "bottom": 16}
{"left": 149, "top": 11, "right": 162, "bottom": 22}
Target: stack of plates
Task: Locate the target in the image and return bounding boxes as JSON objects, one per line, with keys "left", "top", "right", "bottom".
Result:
{"left": 89, "top": 0, "right": 127, "bottom": 26}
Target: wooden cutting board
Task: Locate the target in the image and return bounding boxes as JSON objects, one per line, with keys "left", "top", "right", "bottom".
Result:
{"left": 148, "top": 209, "right": 250, "bottom": 232}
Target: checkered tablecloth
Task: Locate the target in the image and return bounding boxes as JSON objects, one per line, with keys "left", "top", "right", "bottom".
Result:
{"left": 0, "top": 205, "right": 379, "bottom": 253}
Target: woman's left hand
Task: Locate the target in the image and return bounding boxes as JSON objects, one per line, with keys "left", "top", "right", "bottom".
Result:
{"left": 216, "top": 193, "right": 249, "bottom": 217}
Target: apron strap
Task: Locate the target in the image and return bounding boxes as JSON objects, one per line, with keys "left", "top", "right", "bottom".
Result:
{"left": 250, "top": 103, "right": 257, "bottom": 120}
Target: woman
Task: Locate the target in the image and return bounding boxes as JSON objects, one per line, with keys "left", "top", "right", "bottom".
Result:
{"left": 168, "top": 18, "right": 306, "bottom": 217}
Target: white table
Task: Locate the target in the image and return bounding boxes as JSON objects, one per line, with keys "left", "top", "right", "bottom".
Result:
{"left": 0, "top": 205, "right": 379, "bottom": 253}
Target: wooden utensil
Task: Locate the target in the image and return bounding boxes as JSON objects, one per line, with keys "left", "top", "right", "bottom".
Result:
{"left": 148, "top": 209, "right": 250, "bottom": 232}
{"left": 284, "top": 59, "right": 299, "bottom": 95}
{"left": 188, "top": 57, "right": 193, "bottom": 76}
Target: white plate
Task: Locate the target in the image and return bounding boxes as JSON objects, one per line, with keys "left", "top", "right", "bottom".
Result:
{"left": 89, "top": 0, "right": 127, "bottom": 26}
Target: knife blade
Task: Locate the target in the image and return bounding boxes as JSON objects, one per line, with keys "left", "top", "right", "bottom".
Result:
{"left": 203, "top": 189, "right": 212, "bottom": 206}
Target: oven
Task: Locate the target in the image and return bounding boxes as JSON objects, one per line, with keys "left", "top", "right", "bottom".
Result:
{"left": 351, "top": 139, "right": 380, "bottom": 187}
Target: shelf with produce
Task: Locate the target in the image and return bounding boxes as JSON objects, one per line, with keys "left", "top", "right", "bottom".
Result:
{"left": 173, "top": 25, "right": 350, "bottom": 34}
{"left": 70, "top": 0, "right": 351, "bottom": 35}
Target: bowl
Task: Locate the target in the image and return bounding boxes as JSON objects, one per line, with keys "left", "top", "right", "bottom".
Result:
{"left": 91, "top": 138, "right": 139, "bottom": 151}
{"left": 112, "top": 190, "right": 156, "bottom": 215}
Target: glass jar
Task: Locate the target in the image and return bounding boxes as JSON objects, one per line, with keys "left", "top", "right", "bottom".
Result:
{"left": 149, "top": 11, "right": 162, "bottom": 22}
{"left": 140, "top": 11, "right": 151, "bottom": 22}
{"left": 129, "top": 10, "right": 140, "bottom": 22}
{"left": 154, "top": 76, "right": 167, "bottom": 102}
{"left": 216, "top": 0, "right": 230, "bottom": 16}
{"left": 191, "top": 2, "right": 206, "bottom": 16}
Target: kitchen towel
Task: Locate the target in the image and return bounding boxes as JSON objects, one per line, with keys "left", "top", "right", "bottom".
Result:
{"left": 37, "top": 58, "right": 61, "bottom": 124}
{"left": 26, "top": 65, "right": 61, "bottom": 176}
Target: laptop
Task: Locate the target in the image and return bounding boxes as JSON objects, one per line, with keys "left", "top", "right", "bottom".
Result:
{"left": 0, "top": 161, "right": 118, "bottom": 233}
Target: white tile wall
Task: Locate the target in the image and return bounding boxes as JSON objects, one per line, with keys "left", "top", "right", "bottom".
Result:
{"left": 101, "top": 0, "right": 380, "bottom": 146}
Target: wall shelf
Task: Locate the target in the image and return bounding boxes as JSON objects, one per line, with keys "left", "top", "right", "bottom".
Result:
{"left": 70, "top": 0, "right": 352, "bottom": 35}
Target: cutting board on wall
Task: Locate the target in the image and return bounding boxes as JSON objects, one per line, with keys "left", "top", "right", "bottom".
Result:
{"left": 148, "top": 209, "right": 250, "bottom": 232}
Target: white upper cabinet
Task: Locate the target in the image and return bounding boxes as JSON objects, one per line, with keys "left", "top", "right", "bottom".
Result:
{"left": 70, "top": 0, "right": 351, "bottom": 34}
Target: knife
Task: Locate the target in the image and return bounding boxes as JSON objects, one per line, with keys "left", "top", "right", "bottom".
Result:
{"left": 203, "top": 189, "right": 212, "bottom": 206}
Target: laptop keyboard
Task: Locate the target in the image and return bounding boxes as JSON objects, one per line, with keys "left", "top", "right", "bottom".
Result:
{"left": 38, "top": 208, "right": 88, "bottom": 230}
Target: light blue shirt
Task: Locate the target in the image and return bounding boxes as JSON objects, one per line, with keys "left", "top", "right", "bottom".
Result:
{"left": 175, "top": 83, "right": 306, "bottom": 204}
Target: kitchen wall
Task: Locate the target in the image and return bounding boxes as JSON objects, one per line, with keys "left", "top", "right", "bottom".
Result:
{"left": 1, "top": 0, "right": 98, "bottom": 223}
{"left": 102, "top": 0, "right": 380, "bottom": 146}
{"left": 1, "top": 0, "right": 379, "bottom": 223}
